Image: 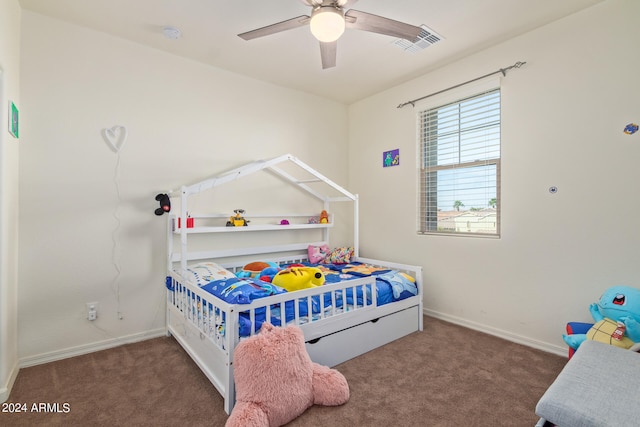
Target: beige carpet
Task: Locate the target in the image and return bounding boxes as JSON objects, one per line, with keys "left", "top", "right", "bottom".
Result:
{"left": 2, "top": 316, "right": 566, "bottom": 426}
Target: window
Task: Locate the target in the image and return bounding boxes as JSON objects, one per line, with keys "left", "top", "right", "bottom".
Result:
{"left": 418, "top": 88, "right": 500, "bottom": 236}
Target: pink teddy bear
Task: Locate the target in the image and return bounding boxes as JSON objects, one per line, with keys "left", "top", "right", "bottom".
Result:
{"left": 225, "top": 323, "right": 349, "bottom": 427}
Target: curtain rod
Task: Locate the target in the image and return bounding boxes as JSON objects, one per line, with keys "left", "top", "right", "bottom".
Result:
{"left": 396, "top": 61, "right": 526, "bottom": 109}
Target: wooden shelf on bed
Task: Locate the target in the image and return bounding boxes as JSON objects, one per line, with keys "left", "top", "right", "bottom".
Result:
{"left": 172, "top": 212, "right": 334, "bottom": 234}
{"left": 173, "top": 222, "right": 333, "bottom": 234}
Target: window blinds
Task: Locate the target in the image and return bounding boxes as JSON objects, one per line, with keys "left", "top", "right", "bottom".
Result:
{"left": 418, "top": 89, "right": 500, "bottom": 235}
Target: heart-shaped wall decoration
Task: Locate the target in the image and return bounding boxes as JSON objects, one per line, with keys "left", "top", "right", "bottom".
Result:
{"left": 102, "top": 125, "right": 128, "bottom": 153}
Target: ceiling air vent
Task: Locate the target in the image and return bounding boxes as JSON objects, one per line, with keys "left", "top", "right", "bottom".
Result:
{"left": 393, "top": 25, "right": 443, "bottom": 53}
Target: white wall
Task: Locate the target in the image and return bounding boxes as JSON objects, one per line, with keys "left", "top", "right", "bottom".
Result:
{"left": 0, "top": 0, "right": 21, "bottom": 403}
{"left": 16, "top": 0, "right": 638, "bottom": 367}
{"left": 18, "top": 11, "right": 349, "bottom": 362}
{"left": 348, "top": 0, "right": 640, "bottom": 355}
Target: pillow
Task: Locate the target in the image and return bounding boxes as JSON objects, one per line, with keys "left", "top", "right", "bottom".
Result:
{"left": 307, "top": 246, "right": 354, "bottom": 264}
{"left": 324, "top": 247, "right": 354, "bottom": 264}
{"left": 308, "top": 244, "right": 330, "bottom": 263}
{"left": 183, "top": 262, "right": 236, "bottom": 286}
{"left": 201, "top": 277, "right": 287, "bottom": 305}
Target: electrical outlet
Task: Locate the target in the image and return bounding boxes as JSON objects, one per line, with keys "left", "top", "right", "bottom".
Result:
{"left": 86, "top": 302, "right": 98, "bottom": 321}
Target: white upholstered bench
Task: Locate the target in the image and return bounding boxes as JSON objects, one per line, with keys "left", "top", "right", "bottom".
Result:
{"left": 535, "top": 339, "right": 640, "bottom": 427}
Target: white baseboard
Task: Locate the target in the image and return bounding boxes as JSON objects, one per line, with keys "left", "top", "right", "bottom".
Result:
{"left": 423, "top": 308, "right": 567, "bottom": 357}
{"left": 19, "top": 328, "right": 168, "bottom": 368}
{"left": 0, "top": 360, "right": 20, "bottom": 403}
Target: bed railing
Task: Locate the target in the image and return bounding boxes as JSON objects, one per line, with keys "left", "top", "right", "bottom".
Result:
{"left": 167, "top": 270, "right": 379, "bottom": 352}
{"left": 167, "top": 255, "right": 423, "bottom": 354}
{"left": 231, "top": 275, "right": 377, "bottom": 333}
{"left": 166, "top": 274, "right": 236, "bottom": 351}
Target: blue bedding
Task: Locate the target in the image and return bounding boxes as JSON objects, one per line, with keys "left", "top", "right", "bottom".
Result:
{"left": 240, "top": 262, "right": 418, "bottom": 336}
{"left": 305, "top": 262, "right": 419, "bottom": 302}
{"left": 168, "top": 262, "right": 418, "bottom": 337}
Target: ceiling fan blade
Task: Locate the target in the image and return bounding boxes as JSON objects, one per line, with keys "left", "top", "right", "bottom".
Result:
{"left": 238, "top": 15, "right": 310, "bottom": 41}
{"left": 319, "top": 41, "right": 337, "bottom": 69}
{"left": 345, "top": 10, "right": 421, "bottom": 41}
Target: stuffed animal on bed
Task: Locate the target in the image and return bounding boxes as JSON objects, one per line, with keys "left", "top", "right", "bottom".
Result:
{"left": 272, "top": 267, "right": 325, "bottom": 292}
{"left": 225, "top": 323, "right": 349, "bottom": 427}
{"left": 236, "top": 261, "right": 279, "bottom": 279}
{"left": 563, "top": 285, "right": 640, "bottom": 350}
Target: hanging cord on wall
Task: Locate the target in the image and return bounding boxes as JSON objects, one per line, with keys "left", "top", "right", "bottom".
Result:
{"left": 102, "top": 125, "right": 128, "bottom": 320}
{"left": 396, "top": 61, "right": 526, "bottom": 109}
{"left": 111, "top": 150, "right": 123, "bottom": 320}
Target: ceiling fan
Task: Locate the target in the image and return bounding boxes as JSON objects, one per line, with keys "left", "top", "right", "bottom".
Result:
{"left": 238, "top": 0, "right": 422, "bottom": 69}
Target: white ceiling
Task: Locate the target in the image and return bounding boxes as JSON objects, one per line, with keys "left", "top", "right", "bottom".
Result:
{"left": 18, "top": 0, "right": 603, "bottom": 104}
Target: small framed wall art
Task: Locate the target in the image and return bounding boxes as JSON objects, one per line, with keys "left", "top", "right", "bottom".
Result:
{"left": 8, "top": 101, "right": 19, "bottom": 139}
{"left": 383, "top": 149, "right": 399, "bottom": 167}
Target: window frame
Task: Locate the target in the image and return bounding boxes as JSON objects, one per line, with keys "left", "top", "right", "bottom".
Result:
{"left": 416, "top": 78, "right": 501, "bottom": 238}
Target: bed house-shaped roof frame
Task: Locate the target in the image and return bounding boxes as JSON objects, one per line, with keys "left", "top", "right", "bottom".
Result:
{"left": 168, "top": 154, "right": 359, "bottom": 271}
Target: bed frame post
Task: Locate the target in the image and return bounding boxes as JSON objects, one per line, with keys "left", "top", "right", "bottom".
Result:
{"left": 165, "top": 215, "right": 173, "bottom": 337}
{"left": 225, "top": 308, "right": 240, "bottom": 414}
{"left": 180, "top": 186, "right": 188, "bottom": 273}
{"left": 353, "top": 194, "right": 359, "bottom": 258}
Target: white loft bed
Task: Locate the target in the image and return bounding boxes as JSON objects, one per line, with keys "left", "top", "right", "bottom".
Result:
{"left": 164, "top": 154, "right": 423, "bottom": 414}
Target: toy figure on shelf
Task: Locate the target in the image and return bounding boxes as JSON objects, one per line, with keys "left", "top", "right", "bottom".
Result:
{"left": 226, "top": 209, "right": 249, "bottom": 227}
{"left": 319, "top": 210, "right": 329, "bottom": 224}
{"left": 563, "top": 285, "right": 640, "bottom": 351}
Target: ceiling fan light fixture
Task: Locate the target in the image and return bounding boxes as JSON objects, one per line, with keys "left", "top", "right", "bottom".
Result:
{"left": 310, "top": 7, "right": 345, "bottom": 42}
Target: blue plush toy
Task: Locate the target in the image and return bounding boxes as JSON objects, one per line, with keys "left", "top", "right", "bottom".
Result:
{"left": 563, "top": 285, "right": 640, "bottom": 350}
{"left": 236, "top": 261, "right": 280, "bottom": 279}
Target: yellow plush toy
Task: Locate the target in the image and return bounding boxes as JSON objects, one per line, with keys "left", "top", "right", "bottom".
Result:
{"left": 272, "top": 267, "right": 325, "bottom": 292}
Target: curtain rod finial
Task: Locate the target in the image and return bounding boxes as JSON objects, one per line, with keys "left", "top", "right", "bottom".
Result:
{"left": 397, "top": 101, "right": 415, "bottom": 109}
